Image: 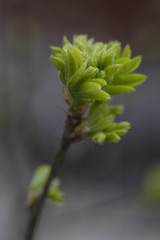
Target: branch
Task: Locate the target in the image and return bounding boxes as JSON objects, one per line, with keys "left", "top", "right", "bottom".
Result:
{"left": 25, "top": 119, "right": 71, "bottom": 240}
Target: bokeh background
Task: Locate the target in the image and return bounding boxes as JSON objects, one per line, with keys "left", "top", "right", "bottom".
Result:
{"left": 0, "top": 0, "right": 160, "bottom": 239}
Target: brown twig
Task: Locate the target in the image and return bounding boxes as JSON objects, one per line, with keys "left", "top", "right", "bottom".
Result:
{"left": 25, "top": 108, "right": 84, "bottom": 240}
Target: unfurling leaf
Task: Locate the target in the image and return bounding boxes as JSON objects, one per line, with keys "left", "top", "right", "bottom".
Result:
{"left": 123, "top": 44, "right": 131, "bottom": 58}
{"left": 50, "top": 46, "right": 62, "bottom": 54}
{"left": 72, "top": 82, "right": 110, "bottom": 100}
{"left": 103, "top": 85, "right": 135, "bottom": 95}
{"left": 50, "top": 34, "right": 146, "bottom": 143}
{"left": 90, "top": 132, "right": 106, "bottom": 144}
{"left": 110, "top": 105, "right": 124, "bottom": 116}
{"left": 112, "top": 74, "right": 146, "bottom": 87}
{"left": 51, "top": 35, "right": 145, "bottom": 107}
{"left": 28, "top": 165, "right": 64, "bottom": 206}
{"left": 121, "top": 56, "right": 142, "bottom": 74}
{"left": 69, "top": 65, "right": 98, "bottom": 89}
{"left": 86, "top": 78, "right": 106, "bottom": 87}
{"left": 105, "top": 132, "right": 120, "bottom": 142}
{"left": 104, "top": 64, "right": 121, "bottom": 81}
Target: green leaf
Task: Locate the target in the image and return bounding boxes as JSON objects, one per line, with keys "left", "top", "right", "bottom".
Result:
{"left": 50, "top": 46, "right": 62, "bottom": 54}
{"left": 82, "top": 90, "right": 110, "bottom": 101}
{"left": 86, "top": 78, "right": 106, "bottom": 87}
{"left": 87, "top": 102, "right": 118, "bottom": 132}
{"left": 48, "top": 189, "right": 64, "bottom": 205}
{"left": 112, "top": 74, "right": 146, "bottom": 87}
{"left": 62, "top": 44, "right": 82, "bottom": 82}
{"left": 30, "top": 165, "right": 50, "bottom": 190}
{"left": 67, "top": 47, "right": 79, "bottom": 77}
{"left": 50, "top": 55, "right": 65, "bottom": 83}
{"left": 63, "top": 36, "right": 70, "bottom": 45}
{"left": 104, "top": 64, "right": 121, "bottom": 81}
{"left": 100, "top": 44, "right": 119, "bottom": 68}
{"left": 28, "top": 165, "right": 64, "bottom": 206}
{"left": 88, "top": 114, "right": 114, "bottom": 132}
{"left": 113, "top": 121, "right": 130, "bottom": 130}
{"left": 88, "top": 102, "right": 110, "bottom": 123}
{"left": 88, "top": 46, "right": 101, "bottom": 67}
{"left": 68, "top": 61, "right": 88, "bottom": 86}
{"left": 110, "top": 105, "right": 124, "bottom": 116}
{"left": 123, "top": 45, "right": 131, "bottom": 58}
{"left": 80, "top": 67, "right": 99, "bottom": 83}
{"left": 62, "top": 46, "right": 69, "bottom": 82}
{"left": 105, "top": 132, "right": 120, "bottom": 142}
{"left": 48, "top": 178, "right": 64, "bottom": 205}
{"left": 107, "top": 42, "right": 121, "bottom": 59}
{"left": 103, "top": 85, "right": 135, "bottom": 95}
{"left": 96, "top": 70, "right": 106, "bottom": 78}
{"left": 121, "top": 56, "right": 142, "bottom": 74}
{"left": 73, "top": 34, "right": 94, "bottom": 52}
{"left": 28, "top": 165, "right": 50, "bottom": 204}
{"left": 114, "top": 59, "right": 132, "bottom": 77}
{"left": 114, "top": 58, "right": 130, "bottom": 64}
{"left": 50, "top": 55, "right": 63, "bottom": 70}
{"left": 105, "top": 121, "right": 130, "bottom": 133}
{"left": 93, "top": 42, "right": 105, "bottom": 50}
{"left": 69, "top": 65, "right": 99, "bottom": 89}
{"left": 73, "top": 82, "right": 110, "bottom": 100}
{"left": 72, "top": 46, "right": 83, "bottom": 67}
{"left": 90, "top": 132, "right": 106, "bottom": 144}
{"left": 73, "top": 82, "right": 101, "bottom": 95}
{"left": 114, "top": 129, "right": 128, "bottom": 136}
{"left": 103, "top": 49, "right": 115, "bottom": 66}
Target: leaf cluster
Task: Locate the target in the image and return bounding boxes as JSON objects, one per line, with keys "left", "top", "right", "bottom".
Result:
{"left": 50, "top": 34, "right": 146, "bottom": 143}
{"left": 51, "top": 35, "right": 146, "bottom": 106}
{"left": 75, "top": 102, "right": 130, "bottom": 143}
{"left": 27, "top": 35, "right": 146, "bottom": 207}
{"left": 28, "top": 165, "right": 64, "bottom": 206}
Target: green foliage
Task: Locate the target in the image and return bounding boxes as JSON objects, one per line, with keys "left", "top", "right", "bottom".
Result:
{"left": 50, "top": 35, "right": 146, "bottom": 107}
{"left": 50, "top": 34, "right": 146, "bottom": 143}
{"left": 75, "top": 102, "right": 130, "bottom": 144}
{"left": 28, "top": 165, "right": 64, "bottom": 205}
{"left": 26, "top": 35, "right": 146, "bottom": 215}
{"left": 141, "top": 165, "right": 160, "bottom": 206}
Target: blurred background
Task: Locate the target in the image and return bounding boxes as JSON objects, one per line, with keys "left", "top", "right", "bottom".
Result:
{"left": 0, "top": 0, "right": 160, "bottom": 239}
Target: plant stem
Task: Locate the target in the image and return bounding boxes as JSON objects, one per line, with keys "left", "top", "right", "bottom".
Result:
{"left": 25, "top": 120, "right": 71, "bottom": 240}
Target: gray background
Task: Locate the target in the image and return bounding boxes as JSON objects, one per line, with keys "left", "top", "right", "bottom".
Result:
{"left": 0, "top": 0, "right": 160, "bottom": 239}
